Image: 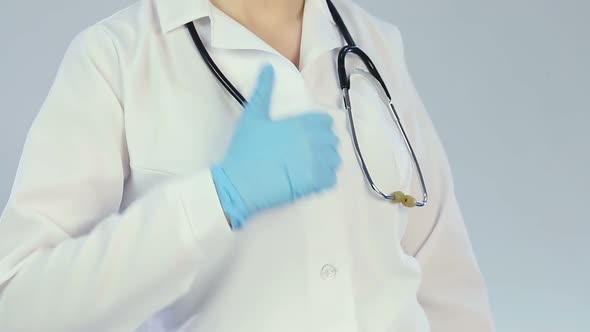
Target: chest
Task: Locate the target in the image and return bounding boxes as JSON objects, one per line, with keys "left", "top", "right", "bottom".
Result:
{"left": 117, "top": 20, "right": 412, "bottom": 219}
{"left": 124, "top": 50, "right": 405, "bottom": 177}
{"left": 249, "top": 22, "right": 304, "bottom": 67}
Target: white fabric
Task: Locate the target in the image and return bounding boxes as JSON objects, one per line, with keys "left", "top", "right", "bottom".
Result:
{"left": 0, "top": 0, "right": 495, "bottom": 331}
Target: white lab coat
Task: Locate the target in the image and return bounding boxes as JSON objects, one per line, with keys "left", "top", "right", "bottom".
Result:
{"left": 0, "top": 0, "right": 495, "bottom": 331}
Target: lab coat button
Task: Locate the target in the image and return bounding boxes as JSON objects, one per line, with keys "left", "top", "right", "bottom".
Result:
{"left": 320, "top": 264, "right": 337, "bottom": 280}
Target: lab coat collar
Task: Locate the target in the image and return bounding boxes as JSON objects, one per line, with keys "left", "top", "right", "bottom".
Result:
{"left": 209, "top": 0, "right": 342, "bottom": 63}
{"left": 155, "top": 0, "right": 211, "bottom": 33}
{"left": 155, "top": 0, "right": 343, "bottom": 57}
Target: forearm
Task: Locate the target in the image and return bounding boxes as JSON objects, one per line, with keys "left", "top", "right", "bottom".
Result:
{"left": 0, "top": 171, "right": 233, "bottom": 331}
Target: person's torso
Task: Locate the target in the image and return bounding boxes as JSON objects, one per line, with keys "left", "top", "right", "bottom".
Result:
{"left": 98, "top": 0, "right": 430, "bottom": 331}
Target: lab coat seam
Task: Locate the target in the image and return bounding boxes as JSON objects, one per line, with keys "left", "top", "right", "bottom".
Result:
{"left": 129, "top": 162, "right": 180, "bottom": 176}
{"left": 0, "top": 207, "right": 73, "bottom": 296}
{"left": 177, "top": 185, "right": 207, "bottom": 262}
{"left": 98, "top": 24, "right": 132, "bottom": 185}
{"left": 96, "top": 24, "right": 127, "bottom": 107}
{"left": 9, "top": 203, "right": 74, "bottom": 239}
{"left": 63, "top": 25, "right": 131, "bottom": 192}
{"left": 0, "top": 250, "right": 44, "bottom": 289}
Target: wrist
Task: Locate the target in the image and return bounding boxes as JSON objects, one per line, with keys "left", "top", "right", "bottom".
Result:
{"left": 211, "top": 166, "right": 250, "bottom": 230}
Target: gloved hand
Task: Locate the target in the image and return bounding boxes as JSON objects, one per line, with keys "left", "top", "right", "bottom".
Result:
{"left": 212, "top": 64, "right": 341, "bottom": 229}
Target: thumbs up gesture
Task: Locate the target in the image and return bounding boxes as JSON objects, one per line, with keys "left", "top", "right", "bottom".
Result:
{"left": 212, "top": 65, "right": 342, "bottom": 229}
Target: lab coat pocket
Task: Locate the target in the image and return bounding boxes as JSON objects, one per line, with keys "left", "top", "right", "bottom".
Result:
{"left": 125, "top": 83, "right": 237, "bottom": 178}
{"left": 121, "top": 164, "right": 180, "bottom": 209}
{"left": 346, "top": 70, "right": 413, "bottom": 195}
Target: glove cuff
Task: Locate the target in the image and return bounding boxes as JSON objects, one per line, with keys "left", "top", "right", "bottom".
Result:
{"left": 211, "top": 166, "right": 250, "bottom": 230}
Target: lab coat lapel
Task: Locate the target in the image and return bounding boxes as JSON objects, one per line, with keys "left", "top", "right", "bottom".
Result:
{"left": 154, "top": 0, "right": 210, "bottom": 33}
{"left": 195, "top": 0, "right": 345, "bottom": 121}
{"left": 208, "top": 4, "right": 279, "bottom": 55}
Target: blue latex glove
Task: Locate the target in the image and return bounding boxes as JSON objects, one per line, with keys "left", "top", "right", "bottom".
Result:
{"left": 212, "top": 65, "right": 341, "bottom": 229}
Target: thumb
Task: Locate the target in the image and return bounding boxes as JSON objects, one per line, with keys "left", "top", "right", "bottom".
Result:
{"left": 245, "top": 64, "right": 275, "bottom": 119}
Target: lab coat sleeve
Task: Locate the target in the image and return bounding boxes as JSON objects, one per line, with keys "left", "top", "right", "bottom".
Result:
{"left": 0, "top": 26, "right": 233, "bottom": 331}
{"left": 385, "top": 27, "right": 496, "bottom": 331}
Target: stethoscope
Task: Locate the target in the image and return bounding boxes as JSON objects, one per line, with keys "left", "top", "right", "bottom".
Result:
{"left": 184, "top": 0, "right": 428, "bottom": 208}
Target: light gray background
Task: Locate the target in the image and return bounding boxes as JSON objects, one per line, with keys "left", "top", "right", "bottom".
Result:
{"left": 0, "top": 0, "right": 588, "bottom": 331}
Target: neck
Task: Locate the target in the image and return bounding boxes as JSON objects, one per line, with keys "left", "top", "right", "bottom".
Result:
{"left": 210, "top": 0, "right": 305, "bottom": 25}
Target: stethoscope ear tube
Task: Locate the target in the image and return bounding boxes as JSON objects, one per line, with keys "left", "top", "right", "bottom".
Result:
{"left": 185, "top": 22, "right": 248, "bottom": 107}
{"left": 326, "top": 0, "right": 356, "bottom": 47}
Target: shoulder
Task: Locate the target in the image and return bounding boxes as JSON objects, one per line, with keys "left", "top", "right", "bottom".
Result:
{"left": 328, "top": 0, "right": 407, "bottom": 82}
{"left": 57, "top": 0, "right": 160, "bottom": 95}
{"left": 329, "top": 0, "right": 427, "bottom": 138}
{"left": 329, "top": 0, "right": 404, "bottom": 49}
{"left": 329, "top": 0, "right": 408, "bottom": 88}
{"left": 63, "top": 0, "right": 157, "bottom": 65}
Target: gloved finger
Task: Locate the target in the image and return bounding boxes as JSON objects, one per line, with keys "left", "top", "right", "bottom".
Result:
{"left": 310, "top": 148, "right": 340, "bottom": 191}
{"left": 318, "top": 147, "right": 342, "bottom": 170}
{"left": 245, "top": 64, "right": 275, "bottom": 119}
{"left": 313, "top": 163, "right": 338, "bottom": 191}
{"left": 307, "top": 129, "right": 340, "bottom": 148}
